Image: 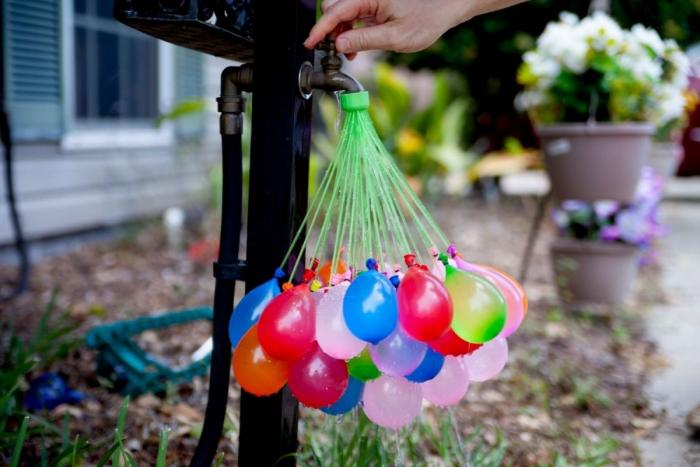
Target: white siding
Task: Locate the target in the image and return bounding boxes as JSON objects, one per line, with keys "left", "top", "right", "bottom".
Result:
{"left": 0, "top": 143, "right": 218, "bottom": 244}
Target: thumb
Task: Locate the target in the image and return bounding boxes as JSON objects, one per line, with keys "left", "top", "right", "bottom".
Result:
{"left": 336, "top": 24, "right": 398, "bottom": 53}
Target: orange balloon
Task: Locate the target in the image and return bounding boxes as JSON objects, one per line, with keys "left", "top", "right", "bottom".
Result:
{"left": 318, "top": 260, "right": 348, "bottom": 285}
{"left": 232, "top": 325, "right": 289, "bottom": 396}
{"left": 482, "top": 266, "right": 528, "bottom": 317}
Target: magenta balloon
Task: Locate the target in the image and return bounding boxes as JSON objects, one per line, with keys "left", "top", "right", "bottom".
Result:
{"left": 421, "top": 356, "right": 470, "bottom": 407}
{"left": 316, "top": 283, "right": 366, "bottom": 360}
{"left": 369, "top": 327, "right": 427, "bottom": 376}
{"left": 457, "top": 262, "right": 525, "bottom": 339}
{"left": 462, "top": 337, "right": 508, "bottom": 382}
{"left": 362, "top": 375, "right": 422, "bottom": 429}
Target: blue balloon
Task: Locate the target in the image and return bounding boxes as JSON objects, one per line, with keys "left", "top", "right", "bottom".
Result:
{"left": 322, "top": 377, "right": 364, "bottom": 415}
{"left": 228, "top": 275, "right": 281, "bottom": 349}
{"left": 343, "top": 262, "right": 398, "bottom": 344}
{"left": 405, "top": 348, "right": 444, "bottom": 383}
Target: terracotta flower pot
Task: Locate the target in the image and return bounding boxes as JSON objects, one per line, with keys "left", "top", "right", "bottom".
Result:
{"left": 550, "top": 238, "right": 640, "bottom": 305}
{"left": 537, "top": 123, "right": 654, "bottom": 203}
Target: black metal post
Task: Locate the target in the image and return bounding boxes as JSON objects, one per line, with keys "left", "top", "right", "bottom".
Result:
{"left": 238, "top": 1, "right": 315, "bottom": 465}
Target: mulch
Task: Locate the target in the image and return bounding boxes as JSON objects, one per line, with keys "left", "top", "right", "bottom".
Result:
{"left": 0, "top": 197, "right": 664, "bottom": 465}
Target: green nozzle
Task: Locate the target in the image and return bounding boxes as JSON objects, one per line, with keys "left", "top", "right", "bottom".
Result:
{"left": 340, "top": 91, "right": 369, "bottom": 111}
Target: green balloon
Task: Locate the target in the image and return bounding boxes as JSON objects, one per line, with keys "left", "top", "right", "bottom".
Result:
{"left": 445, "top": 264, "right": 506, "bottom": 344}
{"left": 347, "top": 348, "right": 381, "bottom": 381}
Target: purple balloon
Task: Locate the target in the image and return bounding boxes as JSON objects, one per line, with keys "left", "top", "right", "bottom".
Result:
{"left": 421, "top": 356, "right": 470, "bottom": 407}
{"left": 369, "top": 326, "right": 427, "bottom": 376}
{"left": 462, "top": 337, "right": 508, "bottom": 382}
{"left": 363, "top": 375, "right": 422, "bottom": 429}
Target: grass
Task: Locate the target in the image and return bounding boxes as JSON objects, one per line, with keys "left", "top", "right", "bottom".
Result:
{"left": 295, "top": 410, "right": 507, "bottom": 467}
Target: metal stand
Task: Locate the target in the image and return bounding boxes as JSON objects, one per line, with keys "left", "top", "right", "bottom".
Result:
{"left": 518, "top": 190, "right": 552, "bottom": 283}
{"left": 237, "top": 2, "right": 315, "bottom": 465}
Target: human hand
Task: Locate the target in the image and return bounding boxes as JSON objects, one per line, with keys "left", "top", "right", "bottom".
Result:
{"left": 304, "top": 0, "right": 526, "bottom": 56}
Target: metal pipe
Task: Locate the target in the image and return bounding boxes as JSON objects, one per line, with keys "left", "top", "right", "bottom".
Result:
{"left": 298, "top": 39, "right": 363, "bottom": 98}
{"left": 190, "top": 63, "right": 251, "bottom": 467}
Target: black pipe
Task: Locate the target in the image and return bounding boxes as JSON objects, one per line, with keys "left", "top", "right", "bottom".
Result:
{"left": 190, "top": 133, "right": 242, "bottom": 466}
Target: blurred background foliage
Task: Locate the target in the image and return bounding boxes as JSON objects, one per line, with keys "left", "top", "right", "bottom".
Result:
{"left": 389, "top": 0, "right": 700, "bottom": 151}
{"left": 312, "top": 64, "right": 476, "bottom": 197}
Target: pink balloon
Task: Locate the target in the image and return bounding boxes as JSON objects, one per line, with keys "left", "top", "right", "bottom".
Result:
{"left": 458, "top": 262, "right": 525, "bottom": 338}
{"left": 362, "top": 375, "right": 422, "bottom": 430}
{"left": 316, "top": 283, "right": 366, "bottom": 360}
{"left": 462, "top": 337, "right": 508, "bottom": 382}
{"left": 421, "top": 356, "right": 470, "bottom": 407}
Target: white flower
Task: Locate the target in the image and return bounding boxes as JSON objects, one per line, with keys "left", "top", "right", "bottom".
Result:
{"left": 559, "top": 12, "right": 579, "bottom": 26}
{"left": 578, "top": 11, "right": 625, "bottom": 53}
{"left": 631, "top": 24, "right": 665, "bottom": 56}
{"left": 523, "top": 51, "right": 560, "bottom": 85}
{"left": 650, "top": 83, "right": 687, "bottom": 126}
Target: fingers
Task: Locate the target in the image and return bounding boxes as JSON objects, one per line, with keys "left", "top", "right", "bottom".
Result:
{"left": 304, "top": 0, "right": 374, "bottom": 49}
{"left": 335, "top": 23, "right": 396, "bottom": 53}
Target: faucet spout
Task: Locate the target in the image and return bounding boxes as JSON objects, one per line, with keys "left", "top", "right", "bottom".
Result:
{"left": 298, "top": 39, "right": 364, "bottom": 98}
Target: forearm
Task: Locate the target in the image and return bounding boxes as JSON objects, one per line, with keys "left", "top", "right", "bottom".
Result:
{"left": 457, "top": 0, "right": 528, "bottom": 24}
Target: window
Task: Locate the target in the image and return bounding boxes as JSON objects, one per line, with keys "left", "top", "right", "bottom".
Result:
{"left": 73, "top": 0, "right": 159, "bottom": 122}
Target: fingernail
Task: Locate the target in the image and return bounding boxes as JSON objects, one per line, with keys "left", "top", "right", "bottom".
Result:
{"left": 337, "top": 37, "right": 350, "bottom": 52}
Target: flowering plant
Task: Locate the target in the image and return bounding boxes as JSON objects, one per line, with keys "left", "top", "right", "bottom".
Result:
{"left": 517, "top": 12, "right": 690, "bottom": 128}
{"left": 552, "top": 167, "right": 664, "bottom": 248}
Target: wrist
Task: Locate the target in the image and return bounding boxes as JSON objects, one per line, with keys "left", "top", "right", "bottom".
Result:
{"left": 442, "top": 0, "right": 478, "bottom": 30}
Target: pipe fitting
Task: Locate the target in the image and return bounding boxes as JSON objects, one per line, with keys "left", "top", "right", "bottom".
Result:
{"left": 218, "top": 64, "right": 253, "bottom": 135}
{"left": 298, "top": 39, "right": 363, "bottom": 99}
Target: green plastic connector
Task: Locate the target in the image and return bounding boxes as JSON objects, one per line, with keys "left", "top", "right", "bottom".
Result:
{"left": 340, "top": 91, "right": 370, "bottom": 111}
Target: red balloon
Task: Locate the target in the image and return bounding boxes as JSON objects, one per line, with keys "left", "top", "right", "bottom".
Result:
{"left": 258, "top": 284, "right": 316, "bottom": 361}
{"left": 429, "top": 329, "right": 482, "bottom": 356}
{"left": 398, "top": 267, "right": 453, "bottom": 342}
{"left": 288, "top": 342, "right": 349, "bottom": 408}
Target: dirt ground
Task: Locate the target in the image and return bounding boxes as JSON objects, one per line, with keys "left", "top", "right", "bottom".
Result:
{"left": 0, "top": 197, "right": 665, "bottom": 465}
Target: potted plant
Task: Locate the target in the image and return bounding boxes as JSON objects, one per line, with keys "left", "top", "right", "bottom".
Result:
{"left": 550, "top": 167, "right": 664, "bottom": 305}
{"left": 516, "top": 12, "right": 689, "bottom": 202}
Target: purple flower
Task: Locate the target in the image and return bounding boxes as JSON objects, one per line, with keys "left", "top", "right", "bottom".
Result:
{"left": 593, "top": 201, "right": 620, "bottom": 220}
{"left": 600, "top": 225, "right": 620, "bottom": 242}
{"left": 616, "top": 208, "right": 649, "bottom": 245}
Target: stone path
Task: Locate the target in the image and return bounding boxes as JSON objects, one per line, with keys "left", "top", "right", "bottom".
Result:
{"left": 638, "top": 202, "right": 700, "bottom": 466}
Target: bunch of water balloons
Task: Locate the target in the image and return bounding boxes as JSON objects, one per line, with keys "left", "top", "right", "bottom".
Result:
{"left": 227, "top": 91, "right": 527, "bottom": 429}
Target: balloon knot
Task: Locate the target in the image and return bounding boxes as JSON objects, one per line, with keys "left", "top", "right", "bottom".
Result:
{"left": 446, "top": 244, "right": 458, "bottom": 258}
{"left": 311, "top": 258, "right": 320, "bottom": 271}
{"left": 303, "top": 269, "right": 316, "bottom": 282}
{"left": 403, "top": 254, "right": 416, "bottom": 267}
{"left": 390, "top": 275, "right": 401, "bottom": 289}
{"left": 309, "top": 279, "right": 323, "bottom": 292}
{"left": 366, "top": 258, "right": 378, "bottom": 271}
{"left": 428, "top": 247, "right": 439, "bottom": 257}
{"left": 274, "top": 267, "right": 285, "bottom": 279}
{"left": 438, "top": 253, "right": 450, "bottom": 266}
{"left": 282, "top": 282, "right": 293, "bottom": 291}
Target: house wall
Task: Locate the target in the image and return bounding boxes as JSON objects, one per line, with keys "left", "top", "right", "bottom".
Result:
{"left": 0, "top": 51, "right": 232, "bottom": 246}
